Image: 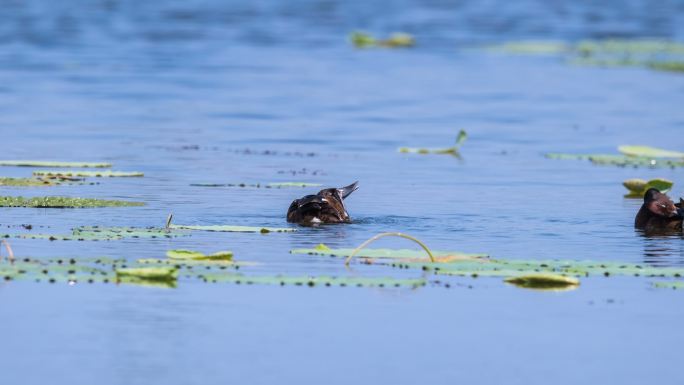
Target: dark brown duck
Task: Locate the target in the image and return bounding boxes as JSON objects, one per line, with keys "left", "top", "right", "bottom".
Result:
{"left": 634, "top": 188, "right": 683, "bottom": 233}
{"left": 287, "top": 182, "right": 358, "bottom": 226}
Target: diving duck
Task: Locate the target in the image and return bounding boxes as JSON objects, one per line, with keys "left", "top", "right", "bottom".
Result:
{"left": 635, "top": 188, "right": 683, "bottom": 233}
{"left": 287, "top": 182, "right": 359, "bottom": 225}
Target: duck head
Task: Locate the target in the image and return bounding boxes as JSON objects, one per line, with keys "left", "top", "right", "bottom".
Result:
{"left": 644, "top": 188, "right": 679, "bottom": 218}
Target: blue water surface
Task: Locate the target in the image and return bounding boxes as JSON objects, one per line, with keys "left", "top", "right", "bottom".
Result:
{"left": 1, "top": 1, "right": 684, "bottom": 384}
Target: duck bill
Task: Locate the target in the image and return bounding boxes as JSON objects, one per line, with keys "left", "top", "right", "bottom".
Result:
{"left": 338, "top": 181, "right": 359, "bottom": 200}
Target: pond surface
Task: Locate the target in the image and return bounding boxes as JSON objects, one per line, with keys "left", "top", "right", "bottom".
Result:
{"left": 1, "top": 1, "right": 684, "bottom": 384}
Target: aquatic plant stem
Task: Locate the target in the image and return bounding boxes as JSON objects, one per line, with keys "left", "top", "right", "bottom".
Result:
{"left": 345, "top": 232, "right": 435, "bottom": 266}
{"left": 165, "top": 213, "right": 174, "bottom": 230}
{"left": 1, "top": 240, "right": 15, "bottom": 263}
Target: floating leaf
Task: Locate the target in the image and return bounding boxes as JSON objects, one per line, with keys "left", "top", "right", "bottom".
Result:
{"left": 200, "top": 273, "right": 426, "bottom": 288}
{"left": 115, "top": 267, "right": 178, "bottom": 282}
{"left": 0, "top": 161, "right": 112, "bottom": 168}
{"left": 0, "top": 177, "right": 55, "bottom": 187}
{"left": 166, "top": 249, "right": 233, "bottom": 261}
{"left": 649, "top": 61, "right": 684, "bottom": 73}
{"left": 399, "top": 130, "right": 467, "bottom": 155}
{"left": 489, "top": 41, "right": 569, "bottom": 55}
{"left": 491, "top": 39, "right": 684, "bottom": 75}
{"left": 291, "top": 245, "right": 487, "bottom": 260}
{"left": 618, "top": 145, "right": 684, "bottom": 159}
{"left": 350, "top": 32, "right": 377, "bottom": 48}
{"left": 0, "top": 196, "right": 144, "bottom": 208}
{"left": 1, "top": 226, "right": 186, "bottom": 241}
{"left": 504, "top": 274, "right": 580, "bottom": 290}
{"left": 350, "top": 31, "right": 414, "bottom": 48}
{"left": 190, "top": 182, "right": 321, "bottom": 188}
{"left": 545, "top": 153, "right": 684, "bottom": 168}
{"left": 33, "top": 170, "right": 144, "bottom": 178}
{"left": 169, "top": 224, "right": 296, "bottom": 233}
{"left": 652, "top": 281, "right": 684, "bottom": 290}
{"left": 623, "top": 178, "right": 673, "bottom": 198}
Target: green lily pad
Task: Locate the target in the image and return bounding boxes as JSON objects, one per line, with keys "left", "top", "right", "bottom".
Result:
{"left": 1, "top": 226, "right": 186, "bottom": 241}
{"left": 399, "top": 130, "right": 467, "bottom": 155}
{"left": 350, "top": 31, "right": 415, "bottom": 48}
{"left": 33, "top": 170, "right": 144, "bottom": 178}
{"left": 545, "top": 153, "right": 684, "bottom": 168}
{"left": 115, "top": 267, "right": 178, "bottom": 281}
{"left": 504, "top": 274, "right": 580, "bottom": 290}
{"left": 0, "top": 161, "right": 112, "bottom": 168}
{"left": 200, "top": 273, "right": 426, "bottom": 288}
{"left": 0, "top": 177, "right": 56, "bottom": 187}
{"left": 290, "top": 244, "right": 487, "bottom": 260}
{"left": 190, "top": 182, "right": 322, "bottom": 188}
{"left": 489, "top": 41, "right": 569, "bottom": 55}
{"left": 166, "top": 249, "right": 233, "bottom": 261}
{"left": 0, "top": 196, "right": 145, "bottom": 208}
{"left": 649, "top": 61, "right": 684, "bottom": 73}
{"left": 618, "top": 145, "right": 684, "bottom": 159}
{"left": 169, "top": 224, "right": 296, "bottom": 233}
{"left": 623, "top": 178, "right": 673, "bottom": 198}
{"left": 652, "top": 281, "right": 684, "bottom": 290}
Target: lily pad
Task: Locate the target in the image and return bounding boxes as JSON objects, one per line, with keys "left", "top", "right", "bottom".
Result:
{"left": 166, "top": 249, "right": 233, "bottom": 261}
{"left": 33, "top": 170, "right": 144, "bottom": 178}
{"left": 0, "top": 196, "right": 144, "bottom": 208}
{"left": 291, "top": 244, "right": 487, "bottom": 260}
{"left": 190, "top": 182, "right": 321, "bottom": 188}
{"left": 200, "top": 273, "right": 426, "bottom": 288}
{"left": 115, "top": 267, "right": 178, "bottom": 282}
{"left": 0, "top": 161, "right": 112, "bottom": 168}
{"left": 0, "top": 177, "right": 56, "bottom": 187}
{"left": 545, "top": 153, "right": 684, "bottom": 168}
{"left": 623, "top": 178, "right": 673, "bottom": 198}
{"left": 618, "top": 145, "right": 684, "bottom": 159}
{"left": 169, "top": 224, "right": 296, "bottom": 233}
{"left": 350, "top": 32, "right": 415, "bottom": 48}
{"left": 652, "top": 281, "right": 684, "bottom": 290}
{"left": 648, "top": 61, "right": 684, "bottom": 73}
{"left": 2, "top": 226, "right": 186, "bottom": 241}
{"left": 399, "top": 130, "right": 467, "bottom": 155}
{"left": 504, "top": 274, "right": 580, "bottom": 290}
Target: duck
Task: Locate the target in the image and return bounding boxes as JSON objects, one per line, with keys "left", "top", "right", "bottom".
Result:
{"left": 635, "top": 188, "right": 683, "bottom": 233}
{"left": 287, "top": 181, "right": 359, "bottom": 226}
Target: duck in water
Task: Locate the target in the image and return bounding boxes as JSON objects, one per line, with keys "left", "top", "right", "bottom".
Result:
{"left": 635, "top": 188, "right": 683, "bottom": 233}
{"left": 287, "top": 182, "right": 359, "bottom": 226}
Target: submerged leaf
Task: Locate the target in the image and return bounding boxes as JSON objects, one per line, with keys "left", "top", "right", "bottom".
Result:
{"left": 33, "top": 170, "right": 144, "bottom": 178}
{"left": 0, "top": 160, "right": 112, "bottom": 168}
{"left": 618, "top": 145, "right": 684, "bottom": 159}
{"left": 170, "top": 224, "right": 296, "bottom": 233}
{"left": 0, "top": 196, "right": 144, "bottom": 208}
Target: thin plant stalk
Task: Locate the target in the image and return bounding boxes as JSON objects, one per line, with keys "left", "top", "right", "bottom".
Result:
{"left": 345, "top": 232, "right": 435, "bottom": 266}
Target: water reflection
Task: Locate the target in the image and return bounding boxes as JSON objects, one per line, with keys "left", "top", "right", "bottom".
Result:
{"left": 638, "top": 230, "right": 684, "bottom": 266}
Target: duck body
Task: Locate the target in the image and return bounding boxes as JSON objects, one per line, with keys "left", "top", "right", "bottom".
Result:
{"left": 635, "top": 188, "right": 683, "bottom": 233}
{"left": 287, "top": 182, "right": 358, "bottom": 226}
